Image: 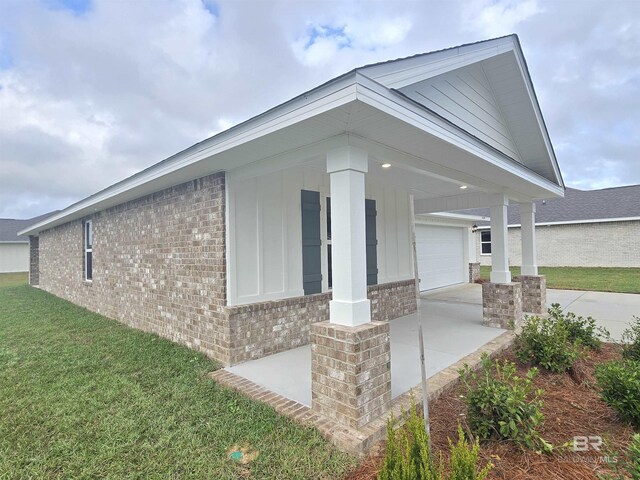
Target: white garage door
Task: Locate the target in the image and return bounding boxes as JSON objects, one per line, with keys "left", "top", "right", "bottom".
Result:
{"left": 416, "top": 225, "right": 466, "bottom": 291}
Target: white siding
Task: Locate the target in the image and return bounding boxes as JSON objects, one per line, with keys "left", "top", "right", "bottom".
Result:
{"left": 399, "top": 63, "right": 521, "bottom": 162}
{"left": 0, "top": 243, "right": 29, "bottom": 273}
{"left": 227, "top": 166, "right": 414, "bottom": 305}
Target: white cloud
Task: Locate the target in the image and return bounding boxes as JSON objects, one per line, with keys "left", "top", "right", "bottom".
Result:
{"left": 0, "top": 0, "right": 638, "bottom": 218}
{"left": 462, "top": 0, "right": 542, "bottom": 37}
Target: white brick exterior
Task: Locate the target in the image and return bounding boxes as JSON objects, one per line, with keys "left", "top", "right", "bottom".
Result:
{"left": 476, "top": 220, "right": 640, "bottom": 268}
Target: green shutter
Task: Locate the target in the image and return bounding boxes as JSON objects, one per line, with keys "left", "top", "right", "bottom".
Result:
{"left": 301, "top": 190, "right": 322, "bottom": 295}
{"left": 365, "top": 199, "right": 378, "bottom": 285}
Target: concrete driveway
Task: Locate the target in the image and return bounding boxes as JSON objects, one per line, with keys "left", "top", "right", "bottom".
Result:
{"left": 424, "top": 283, "right": 640, "bottom": 340}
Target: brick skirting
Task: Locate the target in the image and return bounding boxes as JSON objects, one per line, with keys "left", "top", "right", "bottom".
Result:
{"left": 211, "top": 330, "right": 515, "bottom": 456}
{"left": 224, "top": 279, "right": 416, "bottom": 365}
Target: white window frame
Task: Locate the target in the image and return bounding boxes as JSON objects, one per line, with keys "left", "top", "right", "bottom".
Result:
{"left": 480, "top": 229, "right": 492, "bottom": 255}
{"left": 84, "top": 220, "right": 93, "bottom": 281}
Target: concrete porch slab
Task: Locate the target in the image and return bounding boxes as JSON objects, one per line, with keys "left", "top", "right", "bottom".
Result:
{"left": 227, "top": 296, "right": 506, "bottom": 407}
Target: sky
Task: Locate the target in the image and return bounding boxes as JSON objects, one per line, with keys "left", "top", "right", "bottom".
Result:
{"left": 0, "top": 0, "right": 638, "bottom": 219}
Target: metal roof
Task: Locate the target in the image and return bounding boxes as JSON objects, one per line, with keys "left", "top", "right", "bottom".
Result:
{"left": 0, "top": 212, "right": 59, "bottom": 242}
{"left": 461, "top": 185, "right": 640, "bottom": 225}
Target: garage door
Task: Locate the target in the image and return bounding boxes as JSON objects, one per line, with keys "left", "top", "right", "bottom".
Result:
{"left": 416, "top": 225, "right": 466, "bottom": 291}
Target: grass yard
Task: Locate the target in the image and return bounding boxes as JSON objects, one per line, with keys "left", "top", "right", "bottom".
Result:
{"left": 0, "top": 275, "right": 356, "bottom": 479}
{"left": 480, "top": 266, "right": 640, "bottom": 294}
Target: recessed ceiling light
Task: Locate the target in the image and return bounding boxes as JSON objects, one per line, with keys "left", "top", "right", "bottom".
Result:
{"left": 381, "top": 163, "right": 391, "bottom": 169}
{"left": 460, "top": 185, "right": 468, "bottom": 189}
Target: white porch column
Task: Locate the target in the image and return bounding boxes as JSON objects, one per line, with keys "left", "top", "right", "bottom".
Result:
{"left": 489, "top": 194, "right": 511, "bottom": 283}
{"left": 327, "top": 146, "right": 371, "bottom": 326}
{"left": 519, "top": 202, "right": 538, "bottom": 275}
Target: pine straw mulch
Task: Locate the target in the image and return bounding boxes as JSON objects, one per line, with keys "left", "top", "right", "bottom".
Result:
{"left": 346, "top": 343, "right": 634, "bottom": 480}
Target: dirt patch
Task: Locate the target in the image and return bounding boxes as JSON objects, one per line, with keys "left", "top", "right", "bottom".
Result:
{"left": 345, "top": 343, "right": 633, "bottom": 480}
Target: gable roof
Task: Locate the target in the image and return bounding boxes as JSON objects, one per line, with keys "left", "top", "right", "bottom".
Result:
{"left": 0, "top": 211, "right": 59, "bottom": 243}
{"left": 359, "top": 35, "right": 563, "bottom": 187}
{"left": 462, "top": 185, "right": 640, "bottom": 225}
{"left": 19, "top": 35, "right": 563, "bottom": 237}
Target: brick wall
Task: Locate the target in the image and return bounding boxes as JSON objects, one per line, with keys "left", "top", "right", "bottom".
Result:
{"left": 38, "top": 173, "right": 230, "bottom": 362}
{"left": 225, "top": 279, "right": 416, "bottom": 365}
{"left": 29, "top": 236, "right": 39, "bottom": 285}
{"left": 477, "top": 220, "right": 640, "bottom": 267}
{"left": 37, "top": 177, "right": 415, "bottom": 367}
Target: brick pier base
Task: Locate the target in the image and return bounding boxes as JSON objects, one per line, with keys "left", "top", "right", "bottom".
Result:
{"left": 311, "top": 321, "right": 391, "bottom": 429}
{"left": 469, "top": 262, "right": 481, "bottom": 283}
{"left": 482, "top": 282, "right": 523, "bottom": 329}
{"left": 514, "top": 275, "right": 547, "bottom": 315}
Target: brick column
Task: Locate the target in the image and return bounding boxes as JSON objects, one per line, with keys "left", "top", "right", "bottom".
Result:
{"left": 29, "top": 236, "right": 40, "bottom": 286}
{"left": 469, "top": 262, "right": 480, "bottom": 283}
{"left": 311, "top": 321, "right": 391, "bottom": 429}
{"left": 514, "top": 275, "right": 546, "bottom": 315}
{"left": 482, "top": 282, "right": 522, "bottom": 329}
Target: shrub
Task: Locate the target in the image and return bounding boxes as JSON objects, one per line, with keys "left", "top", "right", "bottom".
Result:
{"left": 378, "top": 404, "right": 492, "bottom": 480}
{"left": 378, "top": 401, "right": 443, "bottom": 480}
{"left": 547, "top": 303, "right": 607, "bottom": 350}
{"left": 448, "top": 425, "right": 493, "bottom": 480}
{"left": 595, "top": 360, "right": 640, "bottom": 427}
{"left": 622, "top": 316, "right": 640, "bottom": 362}
{"left": 459, "top": 354, "right": 551, "bottom": 452}
{"left": 514, "top": 314, "right": 580, "bottom": 372}
{"left": 598, "top": 433, "right": 640, "bottom": 480}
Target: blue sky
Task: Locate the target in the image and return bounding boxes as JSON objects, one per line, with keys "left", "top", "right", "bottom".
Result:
{"left": 0, "top": 0, "right": 638, "bottom": 218}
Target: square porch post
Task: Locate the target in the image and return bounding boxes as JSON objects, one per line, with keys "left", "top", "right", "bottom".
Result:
{"left": 482, "top": 194, "right": 522, "bottom": 328}
{"left": 310, "top": 145, "right": 391, "bottom": 430}
{"left": 514, "top": 202, "right": 546, "bottom": 314}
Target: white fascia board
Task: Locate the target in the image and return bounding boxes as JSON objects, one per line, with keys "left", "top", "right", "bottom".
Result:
{"left": 510, "top": 39, "right": 564, "bottom": 188}
{"left": 475, "top": 216, "right": 640, "bottom": 229}
{"left": 362, "top": 36, "right": 515, "bottom": 89}
{"left": 19, "top": 74, "right": 360, "bottom": 236}
{"left": 0, "top": 241, "right": 29, "bottom": 244}
{"left": 353, "top": 73, "right": 564, "bottom": 198}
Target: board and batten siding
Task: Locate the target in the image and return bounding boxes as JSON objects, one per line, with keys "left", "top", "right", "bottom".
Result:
{"left": 226, "top": 166, "right": 414, "bottom": 306}
{"left": 399, "top": 62, "right": 522, "bottom": 163}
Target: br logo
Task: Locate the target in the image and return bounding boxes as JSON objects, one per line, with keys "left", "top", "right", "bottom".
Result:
{"left": 573, "top": 436, "right": 603, "bottom": 452}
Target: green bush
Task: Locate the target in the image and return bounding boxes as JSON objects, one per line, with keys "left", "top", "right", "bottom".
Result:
{"left": 514, "top": 314, "right": 580, "bottom": 372}
{"left": 378, "top": 404, "right": 492, "bottom": 480}
{"left": 459, "top": 354, "right": 550, "bottom": 452}
{"left": 598, "top": 433, "right": 640, "bottom": 480}
{"left": 378, "top": 401, "right": 443, "bottom": 480}
{"left": 448, "top": 425, "right": 493, "bottom": 480}
{"left": 622, "top": 316, "right": 640, "bottom": 361}
{"left": 595, "top": 360, "right": 640, "bottom": 427}
{"left": 547, "top": 303, "right": 607, "bottom": 350}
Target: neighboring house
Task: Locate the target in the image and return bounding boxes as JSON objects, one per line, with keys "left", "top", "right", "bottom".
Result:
{"left": 0, "top": 212, "right": 57, "bottom": 273}
{"left": 464, "top": 185, "right": 640, "bottom": 268}
{"left": 20, "top": 35, "right": 565, "bottom": 439}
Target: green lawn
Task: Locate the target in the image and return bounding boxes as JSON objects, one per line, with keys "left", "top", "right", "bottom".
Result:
{"left": 480, "top": 266, "right": 640, "bottom": 294}
{"left": 0, "top": 276, "right": 356, "bottom": 479}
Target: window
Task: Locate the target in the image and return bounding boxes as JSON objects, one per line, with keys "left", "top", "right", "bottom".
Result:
{"left": 480, "top": 230, "right": 491, "bottom": 255}
{"left": 84, "top": 220, "right": 93, "bottom": 281}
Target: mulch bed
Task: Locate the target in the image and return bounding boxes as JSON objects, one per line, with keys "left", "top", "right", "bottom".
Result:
{"left": 346, "top": 343, "right": 633, "bottom": 480}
